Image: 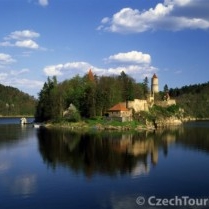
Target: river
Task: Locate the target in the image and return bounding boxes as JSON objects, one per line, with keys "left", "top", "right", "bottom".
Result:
{"left": 0, "top": 118, "right": 209, "bottom": 209}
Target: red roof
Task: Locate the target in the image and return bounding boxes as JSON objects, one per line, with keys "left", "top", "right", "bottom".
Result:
{"left": 108, "top": 103, "right": 129, "bottom": 112}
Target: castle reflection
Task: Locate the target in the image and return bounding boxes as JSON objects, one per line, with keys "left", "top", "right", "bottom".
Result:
{"left": 37, "top": 127, "right": 183, "bottom": 178}
{"left": 37, "top": 122, "right": 209, "bottom": 177}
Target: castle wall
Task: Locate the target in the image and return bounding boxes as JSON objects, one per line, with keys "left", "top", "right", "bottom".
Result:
{"left": 122, "top": 99, "right": 149, "bottom": 112}
{"left": 155, "top": 99, "right": 176, "bottom": 107}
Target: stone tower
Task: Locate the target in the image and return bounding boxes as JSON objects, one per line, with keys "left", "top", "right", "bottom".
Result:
{"left": 151, "top": 73, "right": 159, "bottom": 94}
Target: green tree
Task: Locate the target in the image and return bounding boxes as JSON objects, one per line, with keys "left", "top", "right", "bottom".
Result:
{"left": 35, "top": 76, "right": 57, "bottom": 122}
{"left": 143, "top": 76, "right": 149, "bottom": 97}
{"left": 119, "top": 71, "right": 134, "bottom": 102}
{"left": 164, "top": 84, "right": 169, "bottom": 93}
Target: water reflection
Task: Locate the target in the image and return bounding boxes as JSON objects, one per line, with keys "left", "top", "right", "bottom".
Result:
{"left": 37, "top": 127, "right": 181, "bottom": 177}
{"left": 11, "top": 174, "right": 37, "bottom": 198}
{"left": 37, "top": 122, "right": 209, "bottom": 178}
{"left": 0, "top": 124, "right": 34, "bottom": 148}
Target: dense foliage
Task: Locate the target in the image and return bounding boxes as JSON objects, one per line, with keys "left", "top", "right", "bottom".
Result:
{"left": 35, "top": 71, "right": 209, "bottom": 122}
{"left": 35, "top": 72, "right": 148, "bottom": 122}
{"left": 0, "top": 84, "right": 37, "bottom": 116}
{"left": 169, "top": 82, "right": 209, "bottom": 118}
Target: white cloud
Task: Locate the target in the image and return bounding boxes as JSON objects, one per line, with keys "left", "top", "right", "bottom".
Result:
{"left": 38, "top": 0, "right": 49, "bottom": 7}
{"left": 0, "top": 53, "right": 16, "bottom": 65}
{"left": 165, "top": 0, "right": 192, "bottom": 6}
{"left": 0, "top": 73, "right": 7, "bottom": 80}
{"left": 0, "top": 30, "right": 41, "bottom": 50}
{"left": 11, "top": 78, "right": 44, "bottom": 89}
{"left": 5, "top": 30, "right": 40, "bottom": 40}
{"left": 43, "top": 51, "right": 157, "bottom": 81}
{"left": 98, "top": 0, "right": 209, "bottom": 33}
{"left": 15, "top": 40, "right": 39, "bottom": 49}
{"left": 0, "top": 69, "right": 43, "bottom": 92}
{"left": 107, "top": 51, "right": 151, "bottom": 64}
{"left": 43, "top": 62, "right": 93, "bottom": 76}
{"left": 10, "top": 69, "right": 30, "bottom": 76}
{"left": 0, "top": 41, "right": 13, "bottom": 47}
{"left": 106, "top": 65, "right": 157, "bottom": 79}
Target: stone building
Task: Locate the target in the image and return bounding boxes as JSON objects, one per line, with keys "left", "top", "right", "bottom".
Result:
{"left": 107, "top": 73, "right": 176, "bottom": 122}
{"left": 107, "top": 103, "right": 132, "bottom": 122}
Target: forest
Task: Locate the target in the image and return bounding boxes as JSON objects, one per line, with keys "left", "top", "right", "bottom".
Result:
{"left": 35, "top": 71, "right": 149, "bottom": 122}
{"left": 35, "top": 70, "right": 209, "bottom": 122}
{"left": 169, "top": 82, "right": 209, "bottom": 118}
{"left": 0, "top": 84, "right": 36, "bottom": 116}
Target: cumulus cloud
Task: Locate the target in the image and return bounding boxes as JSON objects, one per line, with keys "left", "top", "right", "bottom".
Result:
{"left": 5, "top": 30, "right": 40, "bottom": 40}
{"left": 0, "top": 53, "right": 16, "bottom": 65}
{"left": 98, "top": 0, "right": 209, "bottom": 33}
{"left": 15, "top": 40, "right": 39, "bottom": 49}
{"left": 0, "top": 30, "right": 41, "bottom": 50}
{"left": 43, "top": 51, "right": 157, "bottom": 81}
{"left": 43, "top": 62, "right": 93, "bottom": 76}
{"left": 107, "top": 51, "right": 151, "bottom": 64}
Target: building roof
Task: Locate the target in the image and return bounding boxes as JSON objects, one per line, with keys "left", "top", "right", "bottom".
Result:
{"left": 108, "top": 103, "right": 129, "bottom": 112}
{"left": 152, "top": 73, "right": 158, "bottom": 78}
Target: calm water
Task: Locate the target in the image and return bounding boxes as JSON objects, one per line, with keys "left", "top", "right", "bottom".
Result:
{"left": 0, "top": 118, "right": 209, "bottom": 209}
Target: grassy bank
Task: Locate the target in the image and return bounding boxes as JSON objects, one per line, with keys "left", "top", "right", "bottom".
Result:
{"left": 46, "top": 117, "right": 154, "bottom": 131}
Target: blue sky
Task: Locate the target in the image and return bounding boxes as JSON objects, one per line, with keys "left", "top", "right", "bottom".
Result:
{"left": 0, "top": 0, "right": 209, "bottom": 97}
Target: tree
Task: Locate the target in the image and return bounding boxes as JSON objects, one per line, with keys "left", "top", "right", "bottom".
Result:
{"left": 119, "top": 71, "right": 134, "bottom": 102}
{"left": 143, "top": 76, "right": 149, "bottom": 97}
{"left": 164, "top": 84, "right": 169, "bottom": 93}
{"left": 35, "top": 76, "right": 58, "bottom": 122}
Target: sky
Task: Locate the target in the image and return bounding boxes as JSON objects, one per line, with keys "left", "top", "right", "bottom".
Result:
{"left": 0, "top": 0, "right": 209, "bottom": 97}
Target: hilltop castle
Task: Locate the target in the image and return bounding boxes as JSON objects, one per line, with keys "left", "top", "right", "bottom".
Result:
{"left": 108, "top": 73, "right": 176, "bottom": 122}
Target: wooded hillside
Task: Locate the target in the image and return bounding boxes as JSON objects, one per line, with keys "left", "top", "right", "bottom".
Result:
{"left": 169, "top": 82, "right": 209, "bottom": 118}
{"left": 0, "top": 84, "right": 37, "bottom": 116}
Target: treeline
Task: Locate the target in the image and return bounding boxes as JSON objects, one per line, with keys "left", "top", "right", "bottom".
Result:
{"left": 35, "top": 71, "right": 149, "bottom": 122}
{"left": 169, "top": 82, "right": 209, "bottom": 118}
{"left": 0, "top": 84, "right": 37, "bottom": 116}
{"left": 35, "top": 70, "right": 209, "bottom": 122}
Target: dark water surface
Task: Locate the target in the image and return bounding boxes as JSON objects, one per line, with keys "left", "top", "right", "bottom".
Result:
{"left": 0, "top": 118, "right": 209, "bottom": 209}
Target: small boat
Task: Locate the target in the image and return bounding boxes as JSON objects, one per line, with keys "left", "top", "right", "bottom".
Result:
{"left": 33, "top": 124, "right": 41, "bottom": 128}
{"left": 33, "top": 123, "right": 45, "bottom": 128}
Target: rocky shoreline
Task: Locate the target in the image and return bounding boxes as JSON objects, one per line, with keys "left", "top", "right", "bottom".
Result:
{"left": 154, "top": 117, "right": 182, "bottom": 128}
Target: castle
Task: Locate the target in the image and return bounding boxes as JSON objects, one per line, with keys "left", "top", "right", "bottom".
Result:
{"left": 151, "top": 73, "right": 159, "bottom": 94}
{"left": 108, "top": 73, "right": 176, "bottom": 122}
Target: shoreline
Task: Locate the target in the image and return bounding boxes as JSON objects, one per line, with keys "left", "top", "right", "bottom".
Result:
{"left": 40, "top": 117, "right": 209, "bottom": 132}
{"left": 0, "top": 115, "right": 34, "bottom": 118}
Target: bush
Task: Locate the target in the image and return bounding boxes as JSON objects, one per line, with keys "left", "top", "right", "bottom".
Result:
{"left": 66, "top": 111, "right": 81, "bottom": 122}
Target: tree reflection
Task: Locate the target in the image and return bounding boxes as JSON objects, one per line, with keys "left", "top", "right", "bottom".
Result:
{"left": 37, "top": 129, "right": 162, "bottom": 177}
{"left": 0, "top": 124, "right": 34, "bottom": 148}
{"left": 37, "top": 123, "right": 209, "bottom": 177}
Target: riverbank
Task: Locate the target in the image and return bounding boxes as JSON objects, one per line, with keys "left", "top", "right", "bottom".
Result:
{"left": 45, "top": 118, "right": 179, "bottom": 132}
{"left": 0, "top": 115, "right": 34, "bottom": 118}
{"left": 45, "top": 120, "right": 152, "bottom": 131}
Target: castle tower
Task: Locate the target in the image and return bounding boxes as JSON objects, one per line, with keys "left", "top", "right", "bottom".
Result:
{"left": 151, "top": 73, "right": 159, "bottom": 94}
